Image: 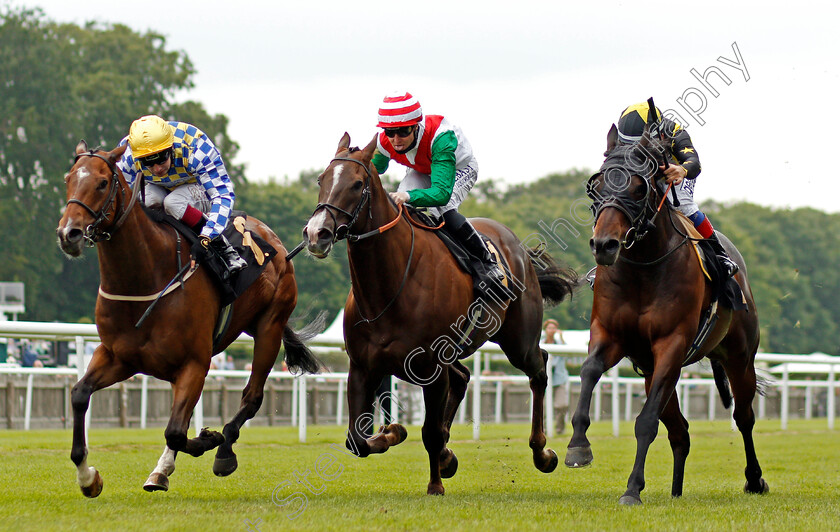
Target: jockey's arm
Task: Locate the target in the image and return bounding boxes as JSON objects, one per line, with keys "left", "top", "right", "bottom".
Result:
{"left": 115, "top": 137, "right": 140, "bottom": 186}
{"left": 372, "top": 150, "right": 390, "bottom": 174}
{"left": 188, "top": 137, "right": 234, "bottom": 239}
{"left": 406, "top": 131, "right": 457, "bottom": 207}
{"left": 668, "top": 126, "right": 701, "bottom": 180}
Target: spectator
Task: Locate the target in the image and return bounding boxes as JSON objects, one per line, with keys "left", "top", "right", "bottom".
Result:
{"left": 21, "top": 340, "right": 38, "bottom": 368}
{"left": 544, "top": 319, "right": 569, "bottom": 435}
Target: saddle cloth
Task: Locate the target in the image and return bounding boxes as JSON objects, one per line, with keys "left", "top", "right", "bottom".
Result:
{"left": 674, "top": 212, "right": 747, "bottom": 311}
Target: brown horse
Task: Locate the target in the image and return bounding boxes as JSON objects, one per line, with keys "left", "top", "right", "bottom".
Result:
{"left": 303, "top": 133, "right": 577, "bottom": 495}
{"left": 565, "top": 123, "right": 769, "bottom": 505}
{"left": 56, "top": 141, "right": 320, "bottom": 497}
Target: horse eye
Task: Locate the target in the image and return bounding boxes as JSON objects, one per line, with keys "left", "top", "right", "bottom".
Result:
{"left": 97, "top": 179, "right": 108, "bottom": 191}
{"left": 352, "top": 180, "right": 363, "bottom": 191}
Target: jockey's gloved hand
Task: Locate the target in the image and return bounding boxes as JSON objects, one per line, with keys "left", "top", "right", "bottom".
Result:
{"left": 191, "top": 236, "right": 213, "bottom": 263}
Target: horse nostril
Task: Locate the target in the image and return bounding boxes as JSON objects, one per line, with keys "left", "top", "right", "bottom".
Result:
{"left": 317, "top": 228, "right": 333, "bottom": 242}
{"left": 604, "top": 239, "right": 620, "bottom": 255}
{"left": 589, "top": 238, "right": 597, "bottom": 254}
{"left": 66, "top": 228, "right": 83, "bottom": 244}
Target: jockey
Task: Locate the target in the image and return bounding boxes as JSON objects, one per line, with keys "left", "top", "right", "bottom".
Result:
{"left": 371, "top": 91, "right": 509, "bottom": 298}
{"left": 617, "top": 102, "right": 739, "bottom": 277}
{"left": 116, "top": 115, "right": 247, "bottom": 280}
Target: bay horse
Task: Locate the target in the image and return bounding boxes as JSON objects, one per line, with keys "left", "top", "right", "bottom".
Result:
{"left": 303, "top": 133, "right": 577, "bottom": 495}
{"left": 565, "top": 122, "right": 769, "bottom": 504}
{"left": 56, "top": 141, "right": 320, "bottom": 497}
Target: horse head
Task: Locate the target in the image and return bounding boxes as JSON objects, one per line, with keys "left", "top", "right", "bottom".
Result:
{"left": 587, "top": 122, "right": 671, "bottom": 265}
{"left": 303, "top": 132, "right": 379, "bottom": 258}
{"left": 57, "top": 140, "right": 129, "bottom": 257}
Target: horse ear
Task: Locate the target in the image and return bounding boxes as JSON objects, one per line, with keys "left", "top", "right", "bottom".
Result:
{"left": 606, "top": 124, "right": 618, "bottom": 152}
{"left": 75, "top": 140, "right": 88, "bottom": 155}
{"left": 336, "top": 132, "right": 351, "bottom": 155}
{"left": 109, "top": 144, "right": 127, "bottom": 163}
{"left": 361, "top": 134, "right": 377, "bottom": 163}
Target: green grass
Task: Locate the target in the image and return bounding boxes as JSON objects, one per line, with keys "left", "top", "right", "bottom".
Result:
{"left": 0, "top": 420, "right": 837, "bottom": 531}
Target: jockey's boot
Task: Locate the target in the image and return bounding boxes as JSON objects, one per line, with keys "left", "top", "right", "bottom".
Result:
{"left": 209, "top": 234, "right": 247, "bottom": 281}
{"left": 707, "top": 232, "right": 739, "bottom": 278}
{"left": 449, "top": 215, "right": 515, "bottom": 301}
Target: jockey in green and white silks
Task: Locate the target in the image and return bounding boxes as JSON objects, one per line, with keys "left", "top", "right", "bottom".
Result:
{"left": 372, "top": 91, "right": 510, "bottom": 299}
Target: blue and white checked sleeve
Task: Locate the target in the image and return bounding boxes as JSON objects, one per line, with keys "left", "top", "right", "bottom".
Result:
{"left": 186, "top": 134, "right": 235, "bottom": 239}
{"left": 115, "top": 136, "right": 140, "bottom": 186}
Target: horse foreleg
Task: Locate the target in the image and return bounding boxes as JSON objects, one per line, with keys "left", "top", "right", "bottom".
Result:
{"left": 344, "top": 363, "right": 382, "bottom": 457}
{"left": 726, "top": 361, "right": 770, "bottom": 495}
{"left": 437, "top": 362, "right": 469, "bottom": 479}
{"left": 620, "top": 350, "right": 682, "bottom": 506}
{"left": 70, "top": 347, "right": 133, "bottom": 498}
{"left": 421, "top": 373, "right": 450, "bottom": 495}
{"left": 659, "top": 391, "right": 690, "bottom": 498}
{"left": 143, "top": 446, "right": 177, "bottom": 492}
{"left": 143, "top": 363, "right": 208, "bottom": 492}
{"left": 214, "top": 327, "right": 283, "bottom": 477}
{"left": 566, "top": 340, "right": 622, "bottom": 468}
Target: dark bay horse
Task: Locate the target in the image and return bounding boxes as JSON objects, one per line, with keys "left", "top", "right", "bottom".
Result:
{"left": 565, "top": 123, "right": 769, "bottom": 504}
{"left": 303, "top": 133, "right": 577, "bottom": 495}
{"left": 56, "top": 141, "right": 320, "bottom": 497}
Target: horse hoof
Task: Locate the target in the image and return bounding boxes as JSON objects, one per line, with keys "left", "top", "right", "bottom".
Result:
{"left": 143, "top": 472, "right": 169, "bottom": 492}
{"left": 619, "top": 494, "right": 643, "bottom": 506}
{"left": 213, "top": 454, "right": 239, "bottom": 477}
{"left": 744, "top": 478, "right": 769, "bottom": 494}
{"left": 440, "top": 454, "right": 459, "bottom": 479}
{"left": 536, "top": 449, "right": 558, "bottom": 473}
{"left": 386, "top": 423, "right": 408, "bottom": 445}
{"left": 426, "top": 483, "right": 445, "bottom": 496}
{"left": 564, "top": 446, "right": 593, "bottom": 468}
{"left": 80, "top": 470, "right": 103, "bottom": 498}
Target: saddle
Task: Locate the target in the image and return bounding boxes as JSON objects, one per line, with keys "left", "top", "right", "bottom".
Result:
{"left": 143, "top": 207, "right": 277, "bottom": 307}
{"left": 405, "top": 206, "right": 513, "bottom": 299}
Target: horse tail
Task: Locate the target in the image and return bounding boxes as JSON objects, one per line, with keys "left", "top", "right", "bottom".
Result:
{"left": 282, "top": 311, "right": 327, "bottom": 374}
{"left": 527, "top": 247, "right": 578, "bottom": 307}
{"left": 710, "top": 359, "right": 733, "bottom": 409}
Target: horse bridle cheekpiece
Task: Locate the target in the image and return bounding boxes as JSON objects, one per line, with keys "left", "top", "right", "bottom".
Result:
{"left": 311, "top": 156, "right": 373, "bottom": 243}
{"left": 66, "top": 149, "right": 140, "bottom": 245}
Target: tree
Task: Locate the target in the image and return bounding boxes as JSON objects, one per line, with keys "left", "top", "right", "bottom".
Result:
{"left": 0, "top": 7, "right": 235, "bottom": 321}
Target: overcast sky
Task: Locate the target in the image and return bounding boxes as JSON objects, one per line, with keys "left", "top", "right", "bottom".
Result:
{"left": 21, "top": 0, "right": 840, "bottom": 212}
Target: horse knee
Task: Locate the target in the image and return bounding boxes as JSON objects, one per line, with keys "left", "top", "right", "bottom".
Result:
{"left": 165, "top": 427, "right": 188, "bottom": 451}
{"left": 70, "top": 383, "right": 92, "bottom": 412}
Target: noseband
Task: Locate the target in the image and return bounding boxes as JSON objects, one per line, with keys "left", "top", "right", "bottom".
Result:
{"left": 66, "top": 150, "right": 141, "bottom": 245}
{"left": 311, "top": 156, "right": 373, "bottom": 242}
{"left": 587, "top": 167, "right": 658, "bottom": 249}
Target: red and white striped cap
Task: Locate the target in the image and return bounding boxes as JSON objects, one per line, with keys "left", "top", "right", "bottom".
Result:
{"left": 377, "top": 91, "right": 423, "bottom": 128}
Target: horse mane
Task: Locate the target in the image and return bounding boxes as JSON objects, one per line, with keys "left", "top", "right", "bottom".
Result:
{"left": 348, "top": 146, "right": 361, "bottom": 154}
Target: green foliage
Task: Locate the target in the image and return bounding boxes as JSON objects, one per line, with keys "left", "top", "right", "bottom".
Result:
{"left": 3, "top": 7, "right": 840, "bottom": 355}
{"left": 0, "top": 7, "right": 237, "bottom": 322}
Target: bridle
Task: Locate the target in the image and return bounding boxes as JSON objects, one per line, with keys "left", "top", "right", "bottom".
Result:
{"left": 309, "top": 154, "right": 414, "bottom": 325}
{"left": 65, "top": 150, "right": 141, "bottom": 245}
{"left": 587, "top": 166, "right": 659, "bottom": 249}
{"left": 310, "top": 156, "right": 374, "bottom": 243}
{"left": 587, "top": 146, "right": 690, "bottom": 266}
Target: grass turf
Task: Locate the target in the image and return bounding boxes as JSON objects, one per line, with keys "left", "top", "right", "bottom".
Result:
{"left": 0, "top": 420, "right": 837, "bottom": 531}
